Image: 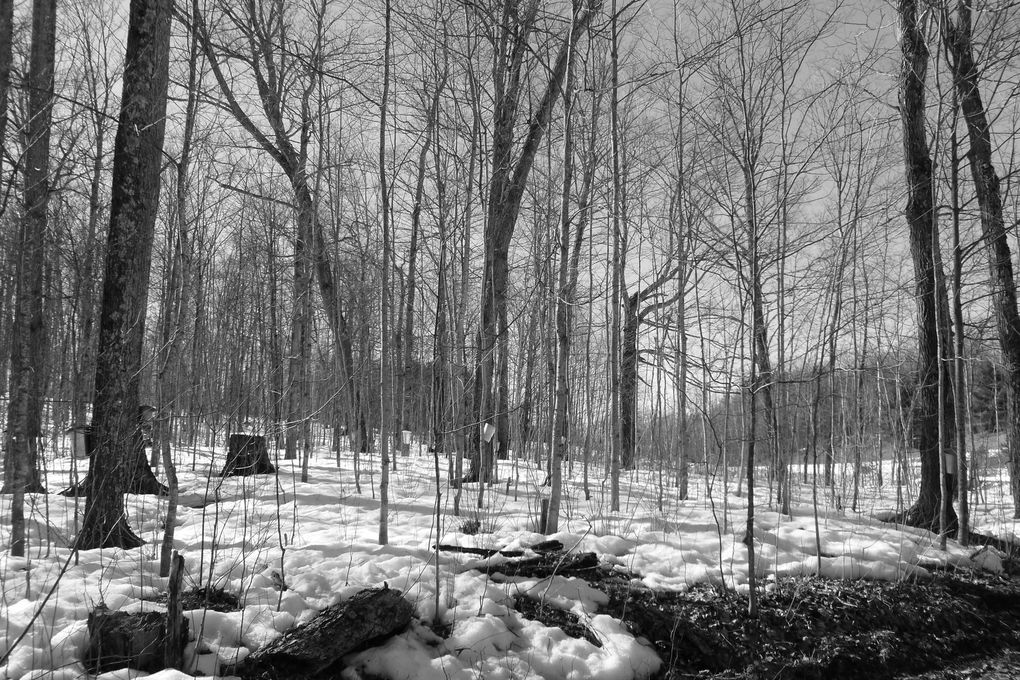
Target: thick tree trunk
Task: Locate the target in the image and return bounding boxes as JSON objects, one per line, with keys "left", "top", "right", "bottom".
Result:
{"left": 472, "top": 2, "right": 596, "bottom": 484}
{"left": 3, "top": 0, "right": 56, "bottom": 556}
{"left": 945, "top": 0, "right": 1020, "bottom": 520}
{"left": 898, "top": 0, "right": 956, "bottom": 531}
{"left": 0, "top": 0, "right": 11, "bottom": 189}
{"left": 620, "top": 293, "right": 639, "bottom": 470}
{"left": 73, "top": 0, "right": 173, "bottom": 550}
{"left": 285, "top": 188, "right": 313, "bottom": 461}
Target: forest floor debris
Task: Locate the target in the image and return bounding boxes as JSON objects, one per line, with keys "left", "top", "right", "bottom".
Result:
{"left": 592, "top": 566, "right": 1020, "bottom": 679}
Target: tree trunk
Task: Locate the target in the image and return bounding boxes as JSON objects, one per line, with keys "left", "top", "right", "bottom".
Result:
{"left": 898, "top": 0, "right": 956, "bottom": 530}
{"left": 378, "top": 0, "right": 392, "bottom": 545}
{"left": 73, "top": 0, "right": 173, "bottom": 550}
{"left": 608, "top": 0, "right": 623, "bottom": 511}
{"left": 620, "top": 292, "right": 639, "bottom": 470}
{"left": 0, "top": 0, "right": 11, "bottom": 191}
{"left": 548, "top": 5, "right": 579, "bottom": 533}
{"left": 944, "top": 0, "right": 1020, "bottom": 520}
{"left": 396, "top": 86, "right": 437, "bottom": 456}
{"left": 472, "top": 2, "right": 596, "bottom": 484}
{"left": 156, "top": 0, "right": 201, "bottom": 572}
{"left": 3, "top": 0, "right": 56, "bottom": 556}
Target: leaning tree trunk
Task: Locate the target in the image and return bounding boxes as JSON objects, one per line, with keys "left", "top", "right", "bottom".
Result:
{"left": 898, "top": 0, "right": 956, "bottom": 531}
{"left": 945, "top": 0, "right": 1020, "bottom": 520}
{"left": 73, "top": 0, "right": 173, "bottom": 550}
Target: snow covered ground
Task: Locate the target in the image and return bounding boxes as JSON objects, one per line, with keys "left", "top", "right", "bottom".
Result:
{"left": 0, "top": 438, "right": 1015, "bottom": 680}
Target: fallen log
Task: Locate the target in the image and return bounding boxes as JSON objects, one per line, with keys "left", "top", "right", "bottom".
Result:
{"left": 436, "top": 544, "right": 525, "bottom": 558}
{"left": 435, "top": 539, "right": 564, "bottom": 559}
{"left": 472, "top": 551, "right": 601, "bottom": 579}
{"left": 238, "top": 586, "right": 412, "bottom": 679}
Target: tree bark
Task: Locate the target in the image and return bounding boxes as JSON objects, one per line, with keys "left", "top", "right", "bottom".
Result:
{"left": 472, "top": 1, "right": 597, "bottom": 484}
{"left": 548, "top": 3, "right": 579, "bottom": 534}
{"left": 157, "top": 0, "right": 202, "bottom": 572}
{"left": 609, "top": 0, "right": 622, "bottom": 511}
{"left": 243, "top": 587, "right": 412, "bottom": 678}
{"left": 944, "top": 0, "right": 1020, "bottom": 520}
{"left": 0, "top": 0, "right": 12, "bottom": 199}
{"left": 379, "top": 0, "right": 392, "bottom": 545}
{"left": 3, "top": 0, "right": 56, "bottom": 556}
{"left": 195, "top": 1, "right": 369, "bottom": 456}
{"left": 898, "top": 0, "right": 956, "bottom": 531}
{"left": 73, "top": 0, "right": 173, "bottom": 550}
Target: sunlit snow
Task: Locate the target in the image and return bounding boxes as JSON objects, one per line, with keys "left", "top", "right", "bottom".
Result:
{"left": 0, "top": 436, "right": 1014, "bottom": 679}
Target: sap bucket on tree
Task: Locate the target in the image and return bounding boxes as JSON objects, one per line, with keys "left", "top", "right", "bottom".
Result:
{"left": 482, "top": 422, "right": 496, "bottom": 443}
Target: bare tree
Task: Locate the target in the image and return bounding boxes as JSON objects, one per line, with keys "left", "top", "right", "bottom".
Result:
{"left": 943, "top": 0, "right": 1020, "bottom": 522}
{"left": 547, "top": 0, "right": 582, "bottom": 534}
{"left": 470, "top": 0, "right": 598, "bottom": 488}
{"left": 897, "top": 0, "right": 956, "bottom": 531}
{"left": 73, "top": 0, "right": 173, "bottom": 550}
{"left": 4, "top": 0, "right": 57, "bottom": 555}
{"left": 159, "top": 0, "right": 203, "bottom": 575}
{"left": 0, "top": 0, "right": 12, "bottom": 200}
{"left": 379, "top": 0, "right": 392, "bottom": 545}
{"left": 193, "top": 0, "right": 369, "bottom": 459}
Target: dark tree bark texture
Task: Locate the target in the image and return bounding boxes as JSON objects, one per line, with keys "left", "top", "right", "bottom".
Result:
{"left": 73, "top": 0, "right": 173, "bottom": 550}
{"left": 945, "top": 0, "right": 1020, "bottom": 519}
{"left": 85, "top": 607, "right": 188, "bottom": 675}
{"left": 3, "top": 0, "right": 56, "bottom": 559}
{"left": 241, "top": 587, "right": 412, "bottom": 678}
{"left": 620, "top": 293, "right": 640, "bottom": 470}
{"left": 220, "top": 434, "right": 275, "bottom": 477}
{"left": 471, "top": 2, "right": 596, "bottom": 483}
{"left": 3, "top": 0, "right": 55, "bottom": 504}
{"left": 0, "top": 0, "right": 12, "bottom": 183}
{"left": 898, "top": 0, "right": 956, "bottom": 531}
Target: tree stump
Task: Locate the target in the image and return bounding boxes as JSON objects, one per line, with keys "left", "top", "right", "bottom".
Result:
{"left": 239, "top": 586, "right": 412, "bottom": 678}
{"left": 220, "top": 434, "right": 275, "bottom": 477}
{"left": 84, "top": 605, "right": 188, "bottom": 675}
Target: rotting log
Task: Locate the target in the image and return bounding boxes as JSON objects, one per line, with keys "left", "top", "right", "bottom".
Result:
{"left": 238, "top": 586, "right": 412, "bottom": 678}
{"left": 435, "top": 539, "right": 564, "bottom": 559}
{"left": 470, "top": 551, "right": 601, "bottom": 579}
{"left": 436, "top": 544, "right": 525, "bottom": 558}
